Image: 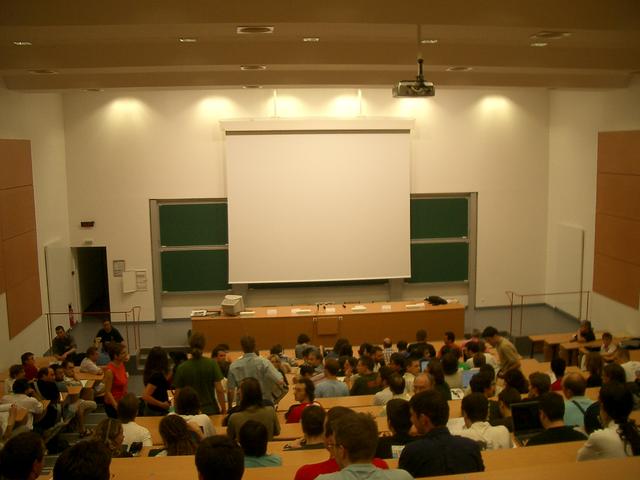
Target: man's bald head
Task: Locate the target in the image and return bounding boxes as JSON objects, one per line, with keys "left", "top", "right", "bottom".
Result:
{"left": 562, "top": 372, "right": 586, "bottom": 399}
{"left": 413, "top": 373, "right": 433, "bottom": 394}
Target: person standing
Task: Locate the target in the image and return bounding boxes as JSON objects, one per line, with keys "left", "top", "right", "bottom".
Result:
{"left": 174, "top": 332, "right": 226, "bottom": 415}
{"left": 103, "top": 343, "right": 129, "bottom": 419}
{"left": 481, "top": 327, "right": 521, "bottom": 377}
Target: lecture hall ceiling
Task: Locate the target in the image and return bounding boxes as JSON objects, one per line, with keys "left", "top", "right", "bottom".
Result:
{"left": 0, "top": 0, "right": 639, "bottom": 91}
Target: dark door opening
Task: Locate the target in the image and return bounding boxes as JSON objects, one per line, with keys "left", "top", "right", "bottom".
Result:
{"left": 74, "top": 247, "right": 110, "bottom": 318}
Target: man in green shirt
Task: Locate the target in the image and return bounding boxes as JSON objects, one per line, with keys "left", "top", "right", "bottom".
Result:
{"left": 350, "top": 357, "right": 382, "bottom": 396}
{"left": 174, "top": 332, "right": 226, "bottom": 415}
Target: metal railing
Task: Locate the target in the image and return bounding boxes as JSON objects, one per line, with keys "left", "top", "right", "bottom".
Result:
{"left": 505, "top": 290, "right": 590, "bottom": 336}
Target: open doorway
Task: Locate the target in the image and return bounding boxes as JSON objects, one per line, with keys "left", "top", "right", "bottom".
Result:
{"left": 73, "top": 246, "right": 110, "bottom": 317}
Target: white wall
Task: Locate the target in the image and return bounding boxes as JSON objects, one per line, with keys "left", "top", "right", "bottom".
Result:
{"left": 547, "top": 79, "right": 640, "bottom": 335}
{"left": 62, "top": 87, "right": 550, "bottom": 320}
{"left": 0, "top": 89, "right": 71, "bottom": 369}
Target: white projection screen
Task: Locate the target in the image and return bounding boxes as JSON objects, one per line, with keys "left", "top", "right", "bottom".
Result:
{"left": 224, "top": 123, "right": 411, "bottom": 284}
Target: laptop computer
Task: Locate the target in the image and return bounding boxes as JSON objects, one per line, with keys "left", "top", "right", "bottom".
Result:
{"left": 511, "top": 400, "right": 543, "bottom": 446}
{"left": 462, "top": 368, "right": 477, "bottom": 389}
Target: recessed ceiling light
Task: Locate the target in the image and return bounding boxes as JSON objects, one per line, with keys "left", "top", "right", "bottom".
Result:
{"left": 242, "top": 85, "right": 262, "bottom": 89}
{"left": 178, "top": 37, "right": 198, "bottom": 43}
{"left": 236, "top": 26, "right": 274, "bottom": 35}
{"left": 530, "top": 42, "right": 548, "bottom": 47}
{"left": 530, "top": 31, "right": 571, "bottom": 40}
{"left": 13, "top": 41, "right": 32, "bottom": 46}
{"left": 83, "top": 88, "right": 103, "bottom": 92}
{"left": 420, "top": 39, "right": 439, "bottom": 44}
{"left": 240, "top": 65, "right": 267, "bottom": 71}
{"left": 446, "top": 66, "right": 472, "bottom": 72}
{"left": 28, "top": 69, "right": 58, "bottom": 75}
{"left": 303, "top": 37, "right": 320, "bottom": 42}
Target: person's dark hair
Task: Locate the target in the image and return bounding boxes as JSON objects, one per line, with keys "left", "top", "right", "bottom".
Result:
{"left": 301, "top": 405, "right": 326, "bottom": 437}
{"left": 86, "top": 346, "right": 98, "bottom": 356}
{"left": 386, "top": 399, "right": 412, "bottom": 434}
{"left": 603, "top": 363, "right": 627, "bottom": 384}
{"left": 478, "top": 364, "right": 495, "bottom": 381}
{"left": 472, "top": 352, "right": 487, "bottom": 368}
{"left": 461, "top": 393, "right": 489, "bottom": 423}
{"left": 195, "top": 435, "right": 244, "bottom": 480}
{"left": 55, "top": 325, "right": 65, "bottom": 333}
{"left": 116, "top": 393, "right": 139, "bottom": 423}
{"left": 107, "top": 342, "right": 126, "bottom": 361}
{"left": 307, "top": 350, "right": 322, "bottom": 363}
{"left": 333, "top": 412, "right": 379, "bottom": 463}
{"left": 143, "top": 346, "right": 169, "bottom": 384}
{"left": 92, "top": 418, "right": 124, "bottom": 456}
{"left": 397, "top": 340, "right": 408, "bottom": 351}
{"left": 538, "top": 392, "right": 565, "bottom": 422}
{"left": 36, "top": 366, "right": 51, "bottom": 380}
{"left": 240, "top": 335, "right": 256, "bottom": 354}
{"left": 503, "top": 368, "right": 529, "bottom": 394}
{"left": 602, "top": 331, "right": 613, "bottom": 341}
{"left": 334, "top": 338, "right": 353, "bottom": 357}
{"left": 415, "top": 329, "right": 427, "bottom": 342}
{"left": 0, "top": 432, "right": 45, "bottom": 480}
{"left": 299, "top": 364, "right": 316, "bottom": 377}
{"left": 441, "top": 353, "right": 459, "bottom": 375}
{"left": 297, "top": 333, "right": 310, "bottom": 344}
{"left": 159, "top": 415, "right": 199, "bottom": 456}
{"left": 239, "top": 377, "right": 263, "bottom": 410}
{"left": 238, "top": 420, "right": 268, "bottom": 457}
{"left": 302, "top": 347, "right": 315, "bottom": 359}
{"left": 297, "top": 377, "right": 316, "bottom": 402}
{"left": 481, "top": 326, "right": 498, "bottom": 338}
{"left": 339, "top": 355, "right": 357, "bottom": 376}
{"left": 469, "top": 371, "right": 493, "bottom": 394}
{"left": 212, "top": 344, "right": 229, "bottom": 358}
{"left": 551, "top": 358, "right": 566, "bottom": 378}
{"left": 52, "top": 439, "right": 111, "bottom": 480}
{"left": 324, "top": 358, "right": 340, "bottom": 376}
{"left": 388, "top": 373, "right": 406, "bottom": 395}
{"left": 8, "top": 364, "right": 24, "bottom": 379}
{"left": 269, "top": 344, "right": 283, "bottom": 355}
{"left": 427, "top": 360, "right": 445, "bottom": 386}
{"left": 445, "top": 331, "right": 455, "bottom": 343}
{"left": 529, "top": 372, "right": 551, "bottom": 395}
{"left": 189, "top": 332, "right": 206, "bottom": 359}
{"left": 586, "top": 352, "right": 604, "bottom": 378}
{"left": 62, "top": 359, "right": 74, "bottom": 370}
{"left": 358, "top": 355, "right": 374, "bottom": 373}
{"left": 599, "top": 382, "right": 640, "bottom": 455}
{"left": 563, "top": 373, "right": 587, "bottom": 396}
{"left": 410, "top": 390, "right": 449, "bottom": 427}
{"left": 389, "top": 353, "right": 406, "bottom": 372}
{"left": 358, "top": 342, "right": 374, "bottom": 357}
{"left": 325, "top": 407, "right": 356, "bottom": 437}
{"left": 20, "top": 352, "right": 34, "bottom": 364}
{"left": 12, "top": 378, "right": 30, "bottom": 394}
{"left": 175, "top": 386, "right": 201, "bottom": 416}
{"left": 465, "top": 341, "right": 480, "bottom": 354}
{"left": 372, "top": 345, "right": 383, "bottom": 355}
{"left": 498, "top": 387, "right": 522, "bottom": 409}
{"left": 378, "top": 366, "right": 394, "bottom": 384}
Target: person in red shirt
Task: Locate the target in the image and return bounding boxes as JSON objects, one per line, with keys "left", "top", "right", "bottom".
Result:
{"left": 286, "top": 378, "right": 320, "bottom": 423}
{"left": 295, "top": 406, "right": 389, "bottom": 480}
{"left": 437, "top": 331, "right": 463, "bottom": 360}
{"left": 104, "top": 343, "right": 129, "bottom": 418}
{"left": 550, "top": 358, "right": 566, "bottom": 392}
{"left": 20, "top": 352, "right": 38, "bottom": 381}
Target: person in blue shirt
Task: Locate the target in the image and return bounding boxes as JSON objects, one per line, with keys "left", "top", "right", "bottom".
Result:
{"left": 562, "top": 373, "right": 594, "bottom": 428}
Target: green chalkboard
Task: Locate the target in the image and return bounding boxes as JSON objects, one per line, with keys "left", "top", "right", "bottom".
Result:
{"left": 411, "top": 198, "right": 468, "bottom": 239}
{"left": 159, "top": 203, "right": 228, "bottom": 247}
{"left": 161, "top": 250, "right": 229, "bottom": 292}
{"left": 409, "top": 242, "right": 468, "bottom": 283}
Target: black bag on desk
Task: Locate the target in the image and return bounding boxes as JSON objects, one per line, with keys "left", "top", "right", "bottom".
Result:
{"left": 425, "top": 295, "right": 448, "bottom": 306}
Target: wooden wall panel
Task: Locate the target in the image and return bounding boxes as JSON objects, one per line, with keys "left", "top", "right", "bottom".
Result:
{"left": 6, "top": 275, "right": 42, "bottom": 338}
{"left": 0, "top": 139, "right": 33, "bottom": 189}
{"left": 0, "top": 233, "right": 5, "bottom": 294}
{"left": 0, "top": 186, "right": 36, "bottom": 240}
{"left": 594, "top": 213, "right": 640, "bottom": 266}
{"left": 595, "top": 174, "right": 640, "bottom": 221}
{"left": 3, "top": 231, "right": 39, "bottom": 290}
{"left": 593, "top": 254, "right": 640, "bottom": 309}
{"left": 598, "top": 130, "right": 640, "bottom": 176}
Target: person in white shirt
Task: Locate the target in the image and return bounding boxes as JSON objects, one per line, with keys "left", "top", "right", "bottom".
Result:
{"left": 171, "top": 386, "right": 216, "bottom": 437}
{"left": 577, "top": 382, "right": 640, "bottom": 460}
{"left": 117, "top": 393, "right": 152, "bottom": 448}
{"left": 459, "top": 393, "right": 512, "bottom": 450}
{"left": 464, "top": 341, "right": 498, "bottom": 371}
{"left": 599, "top": 332, "right": 618, "bottom": 363}
{"left": 374, "top": 372, "right": 410, "bottom": 406}
{"left": 80, "top": 346, "right": 104, "bottom": 375}
{"left": 0, "top": 379, "right": 44, "bottom": 431}
{"left": 615, "top": 349, "right": 640, "bottom": 383}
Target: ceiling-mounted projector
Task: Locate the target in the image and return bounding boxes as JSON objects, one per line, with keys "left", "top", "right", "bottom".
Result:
{"left": 392, "top": 58, "right": 435, "bottom": 97}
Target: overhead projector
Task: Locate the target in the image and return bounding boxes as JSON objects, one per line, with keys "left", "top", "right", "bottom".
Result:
{"left": 392, "top": 58, "right": 435, "bottom": 97}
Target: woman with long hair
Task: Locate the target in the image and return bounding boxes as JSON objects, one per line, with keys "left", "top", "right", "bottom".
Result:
{"left": 92, "top": 418, "right": 130, "bottom": 457}
{"left": 578, "top": 382, "right": 640, "bottom": 460}
{"left": 226, "top": 377, "right": 280, "bottom": 441}
{"left": 585, "top": 352, "right": 604, "bottom": 388}
{"left": 172, "top": 386, "right": 216, "bottom": 437}
{"left": 142, "top": 346, "right": 171, "bottom": 416}
{"left": 103, "top": 343, "right": 128, "bottom": 419}
{"left": 157, "top": 415, "right": 200, "bottom": 456}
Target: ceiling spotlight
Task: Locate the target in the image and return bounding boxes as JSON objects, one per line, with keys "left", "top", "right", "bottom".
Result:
{"left": 13, "top": 41, "right": 32, "bottom": 46}
{"left": 178, "top": 37, "right": 198, "bottom": 43}
{"left": 303, "top": 37, "right": 320, "bottom": 42}
{"left": 236, "top": 26, "right": 274, "bottom": 35}
{"left": 530, "top": 42, "right": 548, "bottom": 47}
{"left": 83, "top": 88, "right": 103, "bottom": 92}
{"left": 530, "top": 31, "right": 571, "bottom": 40}
{"left": 240, "top": 65, "right": 267, "bottom": 71}
{"left": 420, "top": 39, "right": 439, "bottom": 44}
{"left": 446, "top": 66, "right": 473, "bottom": 72}
{"left": 242, "top": 85, "right": 262, "bottom": 89}
{"left": 28, "top": 69, "right": 58, "bottom": 75}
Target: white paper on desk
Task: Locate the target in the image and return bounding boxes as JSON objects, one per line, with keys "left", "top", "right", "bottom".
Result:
{"left": 266, "top": 309, "right": 278, "bottom": 315}
{"left": 325, "top": 307, "right": 336, "bottom": 313}
{"left": 81, "top": 380, "right": 88, "bottom": 388}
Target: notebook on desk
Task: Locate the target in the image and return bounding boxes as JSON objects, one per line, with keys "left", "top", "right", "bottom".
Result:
{"left": 512, "top": 400, "right": 543, "bottom": 446}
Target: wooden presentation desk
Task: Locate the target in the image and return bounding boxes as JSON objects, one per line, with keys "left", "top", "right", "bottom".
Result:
{"left": 192, "top": 301, "right": 464, "bottom": 350}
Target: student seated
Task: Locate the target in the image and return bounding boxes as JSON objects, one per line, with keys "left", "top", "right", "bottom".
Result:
{"left": 408, "top": 329, "right": 436, "bottom": 359}
{"left": 426, "top": 360, "right": 452, "bottom": 401}
{"left": 173, "top": 386, "right": 217, "bottom": 437}
{"left": 374, "top": 372, "right": 409, "bottom": 406}
{"left": 0, "top": 432, "right": 45, "bottom": 480}
{"left": 573, "top": 320, "right": 595, "bottom": 343}
{"left": 286, "top": 378, "right": 321, "bottom": 423}
{"left": 503, "top": 368, "right": 529, "bottom": 395}
{"left": 438, "top": 331, "right": 462, "bottom": 360}
{"left": 295, "top": 334, "right": 317, "bottom": 359}
{"left": 316, "top": 412, "right": 412, "bottom": 480}
{"left": 20, "top": 352, "right": 38, "bottom": 381}
{"left": 562, "top": 373, "right": 593, "bottom": 428}
{"left": 79, "top": 346, "right": 104, "bottom": 375}
{"left": 350, "top": 357, "right": 382, "bottom": 396}
{"left": 585, "top": 352, "right": 604, "bottom": 387}
{"left": 4, "top": 364, "right": 25, "bottom": 395}
{"left": 441, "top": 353, "right": 463, "bottom": 389}
{"left": 227, "top": 378, "right": 280, "bottom": 439}
{"left": 599, "top": 332, "right": 618, "bottom": 363}
{"left": 239, "top": 420, "right": 282, "bottom": 467}
{"left": 459, "top": 393, "right": 512, "bottom": 450}
{"left": 53, "top": 439, "right": 112, "bottom": 480}
{"left": 528, "top": 371, "right": 551, "bottom": 398}
{"left": 616, "top": 348, "right": 640, "bottom": 383}
{"left": 412, "top": 373, "right": 433, "bottom": 395}
{"left": 526, "top": 392, "right": 586, "bottom": 446}
{"left": 117, "top": 393, "right": 152, "bottom": 448}
{"left": 495, "top": 387, "right": 522, "bottom": 432}
{"left": 0, "top": 379, "right": 44, "bottom": 431}
{"left": 52, "top": 325, "right": 77, "bottom": 363}
{"left": 316, "top": 359, "right": 349, "bottom": 398}
{"left": 92, "top": 418, "right": 131, "bottom": 458}
{"left": 195, "top": 435, "right": 244, "bottom": 480}
{"left": 550, "top": 358, "right": 566, "bottom": 391}
{"left": 285, "top": 405, "right": 326, "bottom": 450}
{"left": 584, "top": 363, "right": 628, "bottom": 434}
{"left": 157, "top": 414, "right": 200, "bottom": 456}
{"left": 375, "top": 399, "right": 417, "bottom": 459}
{"left": 468, "top": 369, "right": 500, "bottom": 424}
{"left": 402, "top": 355, "right": 421, "bottom": 395}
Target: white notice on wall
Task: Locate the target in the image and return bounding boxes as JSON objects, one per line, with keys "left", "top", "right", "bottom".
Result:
{"left": 135, "top": 270, "right": 148, "bottom": 291}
